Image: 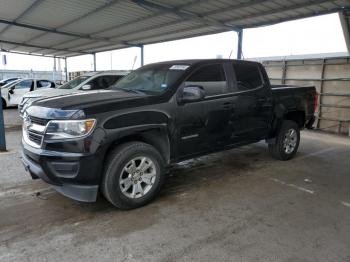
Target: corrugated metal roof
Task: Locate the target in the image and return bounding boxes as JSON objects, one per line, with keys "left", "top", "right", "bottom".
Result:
{"left": 0, "top": 0, "right": 349, "bottom": 58}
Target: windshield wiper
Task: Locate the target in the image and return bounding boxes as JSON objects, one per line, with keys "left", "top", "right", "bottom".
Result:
{"left": 115, "top": 88, "right": 145, "bottom": 94}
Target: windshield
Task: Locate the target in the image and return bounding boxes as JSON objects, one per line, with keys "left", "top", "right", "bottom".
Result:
{"left": 58, "top": 76, "right": 90, "bottom": 90}
{"left": 110, "top": 64, "right": 189, "bottom": 94}
{"left": 1, "top": 79, "right": 21, "bottom": 89}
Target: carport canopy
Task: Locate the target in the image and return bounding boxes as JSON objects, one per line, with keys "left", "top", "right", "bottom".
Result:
{"left": 0, "top": 0, "right": 350, "bottom": 59}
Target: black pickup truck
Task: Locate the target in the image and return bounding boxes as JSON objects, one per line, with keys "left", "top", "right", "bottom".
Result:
{"left": 21, "top": 59, "right": 316, "bottom": 209}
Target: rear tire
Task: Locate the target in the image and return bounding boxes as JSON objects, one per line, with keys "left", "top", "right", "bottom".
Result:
{"left": 268, "top": 120, "right": 300, "bottom": 161}
{"left": 102, "top": 142, "right": 165, "bottom": 209}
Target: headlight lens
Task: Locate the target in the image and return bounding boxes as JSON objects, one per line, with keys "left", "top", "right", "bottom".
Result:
{"left": 45, "top": 119, "right": 96, "bottom": 140}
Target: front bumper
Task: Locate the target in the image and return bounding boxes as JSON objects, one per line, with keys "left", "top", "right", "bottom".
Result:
{"left": 21, "top": 140, "right": 100, "bottom": 202}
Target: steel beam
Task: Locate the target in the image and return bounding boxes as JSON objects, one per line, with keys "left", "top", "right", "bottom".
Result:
{"left": 132, "top": 0, "right": 240, "bottom": 32}
{"left": 0, "top": 0, "right": 45, "bottom": 37}
{"left": 0, "top": 39, "right": 90, "bottom": 56}
{"left": 236, "top": 29, "right": 243, "bottom": 60}
{"left": 65, "top": 58, "right": 68, "bottom": 81}
{"left": 339, "top": 10, "right": 350, "bottom": 53}
{"left": 18, "top": 0, "right": 129, "bottom": 52}
{"left": 0, "top": 88, "right": 6, "bottom": 151}
{"left": 93, "top": 53, "right": 97, "bottom": 71}
{"left": 64, "top": 0, "right": 265, "bottom": 53}
{"left": 74, "top": 2, "right": 346, "bottom": 55}
{"left": 95, "top": 0, "right": 267, "bottom": 40}
{"left": 0, "top": 18, "right": 114, "bottom": 44}
{"left": 140, "top": 45, "right": 144, "bottom": 66}
{"left": 0, "top": 48, "right": 65, "bottom": 58}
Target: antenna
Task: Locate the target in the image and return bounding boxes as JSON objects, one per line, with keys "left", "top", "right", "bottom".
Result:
{"left": 228, "top": 49, "right": 233, "bottom": 59}
{"left": 132, "top": 55, "right": 137, "bottom": 70}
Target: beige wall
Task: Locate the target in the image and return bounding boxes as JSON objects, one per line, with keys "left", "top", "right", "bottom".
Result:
{"left": 262, "top": 57, "right": 350, "bottom": 135}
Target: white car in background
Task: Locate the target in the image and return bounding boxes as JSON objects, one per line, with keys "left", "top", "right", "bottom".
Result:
{"left": 1, "top": 78, "right": 55, "bottom": 109}
{"left": 0, "top": 77, "right": 21, "bottom": 87}
{"left": 19, "top": 70, "right": 129, "bottom": 117}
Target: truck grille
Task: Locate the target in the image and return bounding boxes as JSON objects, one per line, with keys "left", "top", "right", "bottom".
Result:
{"left": 28, "top": 131, "right": 43, "bottom": 145}
{"left": 29, "top": 116, "right": 49, "bottom": 126}
{"left": 23, "top": 115, "right": 49, "bottom": 148}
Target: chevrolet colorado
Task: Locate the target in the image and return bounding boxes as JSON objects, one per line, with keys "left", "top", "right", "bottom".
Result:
{"left": 21, "top": 59, "right": 316, "bottom": 209}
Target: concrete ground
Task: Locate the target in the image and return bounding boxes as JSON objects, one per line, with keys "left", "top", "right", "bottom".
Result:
{"left": 0, "top": 123, "right": 349, "bottom": 261}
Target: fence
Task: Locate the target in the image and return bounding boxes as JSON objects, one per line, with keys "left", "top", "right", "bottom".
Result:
{"left": 0, "top": 69, "right": 64, "bottom": 81}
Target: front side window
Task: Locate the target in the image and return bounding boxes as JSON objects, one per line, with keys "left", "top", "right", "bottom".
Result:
{"left": 233, "top": 63, "right": 263, "bottom": 91}
{"left": 15, "top": 80, "right": 33, "bottom": 90}
{"left": 110, "top": 64, "right": 187, "bottom": 94}
{"left": 185, "top": 64, "right": 228, "bottom": 96}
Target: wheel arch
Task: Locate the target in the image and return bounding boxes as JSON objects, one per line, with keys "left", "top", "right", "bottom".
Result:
{"left": 103, "top": 127, "right": 171, "bottom": 166}
{"left": 284, "top": 110, "right": 305, "bottom": 128}
{"left": 270, "top": 105, "right": 305, "bottom": 138}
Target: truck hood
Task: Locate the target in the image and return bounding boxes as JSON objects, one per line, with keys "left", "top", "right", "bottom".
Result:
{"left": 24, "top": 88, "right": 79, "bottom": 98}
{"left": 32, "top": 89, "right": 149, "bottom": 116}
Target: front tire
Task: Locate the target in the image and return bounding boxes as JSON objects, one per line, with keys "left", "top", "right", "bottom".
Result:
{"left": 268, "top": 120, "right": 300, "bottom": 161}
{"left": 102, "top": 142, "right": 165, "bottom": 209}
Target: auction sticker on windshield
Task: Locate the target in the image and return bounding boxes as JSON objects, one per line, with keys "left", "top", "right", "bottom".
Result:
{"left": 170, "top": 65, "right": 189, "bottom": 70}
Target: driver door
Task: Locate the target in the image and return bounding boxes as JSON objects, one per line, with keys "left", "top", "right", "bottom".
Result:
{"left": 8, "top": 79, "right": 33, "bottom": 105}
{"left": 175, "top": 63, "right": 234, "bottom": 159}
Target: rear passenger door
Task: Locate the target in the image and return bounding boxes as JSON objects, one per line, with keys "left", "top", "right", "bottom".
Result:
{"left": 176, "top": 63, "right": 235, "bottom": 158}
{"left": 230, "top": 62, "right": 273, "bottom": 141}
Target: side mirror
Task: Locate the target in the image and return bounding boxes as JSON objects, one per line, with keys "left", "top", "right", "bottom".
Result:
{"left": 178, "top": 85, "right": 205, "bottom": 104}
{"left": 81, "top": 84, "right": 91, "bottom": 90}
{"left": 8, "top": 86, "right": 14, "bottom": 94}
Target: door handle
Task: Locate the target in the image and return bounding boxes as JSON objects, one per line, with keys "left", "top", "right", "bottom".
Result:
{"left": 257, "top": 97, "right": 267, "bottom": 103}
{"left": 221, "top": 102, "right": 232, "bottom": 109}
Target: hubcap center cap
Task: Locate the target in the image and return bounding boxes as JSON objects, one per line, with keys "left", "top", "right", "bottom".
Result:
{"left": 119, "top": 156, "right": 157, "bottom": 199}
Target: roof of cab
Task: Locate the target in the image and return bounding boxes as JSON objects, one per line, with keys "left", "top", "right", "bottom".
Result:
{"left": 143, "top": 59, "right": 261, "bottom": 67}
{"left": 82, "top": 70, "right": 130, "bottom": 77}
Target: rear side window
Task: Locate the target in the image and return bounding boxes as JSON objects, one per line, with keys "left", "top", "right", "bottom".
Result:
{"left": 233, "top": 63, "right": 263, "bottom": 91}
{"left": 185, "top": 64, "right": 227, "bottom": 96}
{"left": 37, "top": 80, "right": 51, "bottom": 88}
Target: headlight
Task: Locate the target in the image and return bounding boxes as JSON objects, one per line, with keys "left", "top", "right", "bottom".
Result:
{"left": 45, "top": 119, "right": 96, "bottom": 140}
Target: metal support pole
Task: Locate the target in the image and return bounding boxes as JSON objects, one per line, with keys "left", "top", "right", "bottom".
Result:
{"left": 93, "top": 53, "right": 96, "bottom": 71}
{"left": 140, "top": 45, "right": 144, "bottom": 66}
{"left": 281, "top": 60, "right": 287, "bottom": 84}
{"left": 64, "top": 57, "right": 68, "bottom": 81}
{"left": 52, "top": 56, "right": 56, "bottom": 82}
{"left": 0, "top": 87, "right": 6, "bottom": 151}
{"left": 316, "top": 59, "right": 326, "bottom": 129}
{"left": 236, "top": 29, "right": 243, "bottom": 60}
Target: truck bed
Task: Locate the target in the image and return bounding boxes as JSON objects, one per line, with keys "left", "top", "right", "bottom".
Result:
{"left": 271, "top": 84, "right": 316, "bottom": 127}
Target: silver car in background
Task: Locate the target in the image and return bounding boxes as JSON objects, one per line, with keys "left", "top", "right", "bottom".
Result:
{"left": 19, "top": 70, "right": 129, "bottom": 117}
